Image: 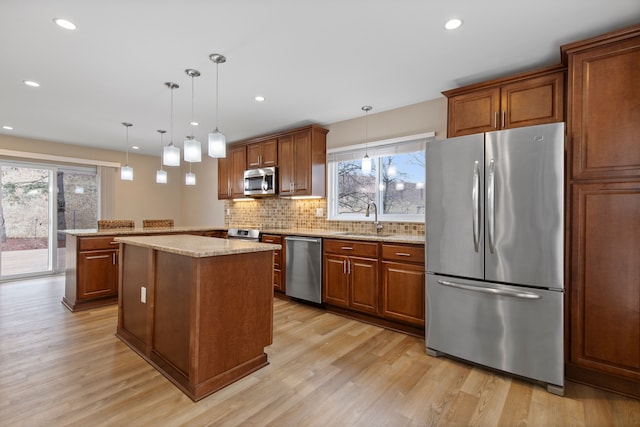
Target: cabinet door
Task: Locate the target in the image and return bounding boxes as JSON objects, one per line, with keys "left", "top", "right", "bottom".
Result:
{"left": 570, "top": 181, "right": 640, "bottom": 382}
{"left": 501, "top": 71, "right": 564, "bottom": 130}
{"left": 278, "top": 135, "right": 295, "bottom": 196}
{"left": 447, "top": 87, "right": 500, "bottom": 137}
{"left": 217, "top": 157, "right": 231, "bottom": 199}
{"left": 381, "top": 261, "right": 425, "bottom": 327}
{"left": 246, "top": 143, "right": 262, "bottom": 169}
{"left": 231, "top": 146, "right": 246, "bottom": 198}
{"left": 323, "top": 254, "right": 349, "bottom": 307}
{"left": 349, "top": 256, "right": 378, "bottom": 314}
{"left": 261, "top": 138, "right": 278, "bottom": 167}
{"left": 292, "top": 131, "right": 311, "bottom": 195}
{"left": 569, "top": 38, "right": 640, "bottom": 180}
{"left": 78, "top": 249, "right": 118, "bottom": 299}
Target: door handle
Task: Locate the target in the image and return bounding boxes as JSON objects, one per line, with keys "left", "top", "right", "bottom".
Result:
{"left": 487, "top": 159, "right": 496, "bottom": 254}
{"left": 472, "top": 160, "right": 480, "bottom": 252}
{"left": 437, "top": 280, "right": 541, "bottom": 300}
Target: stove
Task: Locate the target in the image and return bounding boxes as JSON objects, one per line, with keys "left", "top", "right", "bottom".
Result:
{"left": 226, "top": 228, "right": 260, "bottom": 241}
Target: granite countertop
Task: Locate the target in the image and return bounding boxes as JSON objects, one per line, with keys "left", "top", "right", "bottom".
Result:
{"left": 114, "top": 234, "right": 280, "bottom": 258}
{"left": 59, "top": 226, "right": 226, "bottom": 237}
{"left": 260, "top": 228, "right": 424, "bottom": 244}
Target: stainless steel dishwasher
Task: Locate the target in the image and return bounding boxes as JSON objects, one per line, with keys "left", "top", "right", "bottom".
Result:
{"left": 285, "top": 236, "right": 322, "bottom": 303}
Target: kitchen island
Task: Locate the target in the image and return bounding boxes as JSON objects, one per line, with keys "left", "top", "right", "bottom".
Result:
{"left": 114, "top": 234, "right": 280, "bottom": 401}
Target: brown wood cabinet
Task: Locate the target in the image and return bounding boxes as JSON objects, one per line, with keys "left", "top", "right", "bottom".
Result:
{"left": 62, "top": 235, "right": 120, "bottom": 311}
{"left": 443, "top": 65, "right": 565, "bottom": 137}
{"left": 323, "top": 239, "right": 379, "bottom": 314}
{"left": 381, "top": 243, "right": 425, "bottom": 327}
{"left": 278, "top": 126, "right": 328, "bottom": 197}
{"left": 217, "top": 145, "right": 247, "bottom": 199}
{"left": 247, "top": 138, "right": 277, "bottom": 169}
{"left": 563, "top": 24, "right": 640, "bottom": 398}
{"left": 261, "top": 234, "right": 285, "bottom": 293}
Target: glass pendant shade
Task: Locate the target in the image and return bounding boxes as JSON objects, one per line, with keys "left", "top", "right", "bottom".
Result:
{"left": 156, "top": 169, "right": 167, "bottom": 184}
{"left": 120, "top": 165, "right": 133, "bottom": 181}
{"left": 208, "top": 129, "right": 226, "bottom": 158}
{"left": 184, "top": 138, "right": 202, "bottom": 162}
{"left": 163, "top": 144, "right": 180, "bottom": 166}
{"left": 361, "top": 154, "right": 372, "bottom": 175}
{"left": 185, "top": 172, "right": 196, "bottom": 186}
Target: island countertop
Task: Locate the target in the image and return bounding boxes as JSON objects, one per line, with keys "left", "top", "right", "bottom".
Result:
{"left": 114, "top": 234, "right": 281, "bottom": 258}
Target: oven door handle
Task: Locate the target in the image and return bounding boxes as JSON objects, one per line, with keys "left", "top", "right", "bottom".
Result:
{"left": 436, "top": 280, "right": 542, "bottom": 300}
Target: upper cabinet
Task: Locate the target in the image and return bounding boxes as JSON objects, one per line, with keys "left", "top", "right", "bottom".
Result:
{"left": 278, "top": 126, "right": 328, "bottom": 197}
{"left": 563, "top": 27, "right": 640, "bottom": 181}
{"left": 217, "top": 125, "right": 328, "bottom": 200}
{"left": 217, "top": 145, "right": 246, "bottom": 200}
{"left": 247, "top": 138, "right": 278, "bottom": 169}
{"left": 443, "top": 65, "right": 565, "bottom": 138}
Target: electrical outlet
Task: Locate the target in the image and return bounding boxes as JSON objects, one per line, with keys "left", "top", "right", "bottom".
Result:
{"left": 316, "top": 208, "right": 324, "bottom": 217}
{"left": 226, "top": 208, "right": 231, "bottom": 216}
{"left": 141, "top": 286, "right": 146, "bottom": 303}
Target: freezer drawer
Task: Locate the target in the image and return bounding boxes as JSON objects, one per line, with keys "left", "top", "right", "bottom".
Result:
{"left": 426, "top": 274, "right": 563, "bottom": 388}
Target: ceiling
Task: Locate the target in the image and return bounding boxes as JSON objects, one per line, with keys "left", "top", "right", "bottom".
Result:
{"left": 1, "top": 1, "right": 638, "bottom": 156}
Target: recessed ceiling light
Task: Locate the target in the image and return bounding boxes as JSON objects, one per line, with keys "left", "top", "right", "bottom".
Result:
{"left": 23, "top": 80, "right": 40, "bottom": 87}
{"left": 190, "top": 121, "right": 199, "bottom": 126}
{"left": 53, "top": 18, "right": 77, "bottom": 30}
{"left": 2, "top": 125, "right": 13, "bottom": 130}
{"left": 445, "top": 18, "right": 463, "bottom": 30}
{"left": 254, "top": 96, "right": 265, "bottom": 102}
{"left": 132, "top": 146, "right": 139, "bottom": 150}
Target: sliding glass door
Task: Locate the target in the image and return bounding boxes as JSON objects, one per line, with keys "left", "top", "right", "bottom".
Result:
{"left": 0, "top": 163, "right": 54, "bottom": 278}
{"left": 0, "top": 162, "right": 97, "bottom": 280}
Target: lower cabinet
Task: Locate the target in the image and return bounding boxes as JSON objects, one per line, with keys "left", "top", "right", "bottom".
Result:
{"left": 381, "top": 243, "right": 426, "bottom": 327}
{"left": 77, "top": 249, "right": 118, "bottom": 299}
{"left": 62, "top": 235, "right": 120, "bottom": 311}
{"left": 323, "top": 239, "right": 379, "bottom": 314}
{"left": 261, "top": 234, "right": 284, "bottom": 293}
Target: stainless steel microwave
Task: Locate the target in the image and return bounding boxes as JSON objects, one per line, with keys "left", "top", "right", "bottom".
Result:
{"left": 244, "top": 167, "right": 277, "bottom": 196}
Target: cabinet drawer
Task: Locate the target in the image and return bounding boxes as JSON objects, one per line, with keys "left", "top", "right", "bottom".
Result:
{"left": 324, "top": 239, "right": 378, "bottom": 258}
{"left": 382, "top": 244, "right": 425, "bottom": 264}
{"left": 78, "top": 236, "right": 119, "bottom": 251}
{"left": 261, "top": 234, "right": 282, "bottom": 244}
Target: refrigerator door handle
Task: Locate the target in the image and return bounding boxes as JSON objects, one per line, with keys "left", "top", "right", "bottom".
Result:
{"left": 472, "top": 161, "right": 481, "bottom": 252}
{"left": 436, "top": 279, "right": 542, "bottom": 300}
{"left": 487, "top": 159, "right": 496, "bottom": 254}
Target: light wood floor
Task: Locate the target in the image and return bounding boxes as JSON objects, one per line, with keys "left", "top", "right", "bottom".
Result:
{"left": 1, "top": 276, "right": 638, "bottom": 427}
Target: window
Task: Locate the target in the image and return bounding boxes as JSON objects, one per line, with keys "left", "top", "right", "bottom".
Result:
{"left": 327, "top": 133, "right": 434, "bottom": 222}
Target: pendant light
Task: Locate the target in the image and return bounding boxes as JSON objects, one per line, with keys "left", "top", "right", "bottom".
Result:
{"left": 185, "top": 161, "right": 196, "bottom": 186}
{"left": 361, "top": 105, "right": 372, "bottom": 175}
{"left": 208, "top": 53, "right": 227, "bottom": 158}
{"left": 120, "top": 122, "right": 133, "bottom": 181}
{"left": 184, "top": 69, "right": 202, "bottom": 162}
{"left": 163, "top": 82, "right": 180, "bottom": 166}
{"left": 156, "top": 129, "right": 168, "bottom": 184}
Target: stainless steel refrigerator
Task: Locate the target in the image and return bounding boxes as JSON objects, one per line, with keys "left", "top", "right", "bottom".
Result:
{"left": 425, "top": 122, "right": 565, "bottom": 395}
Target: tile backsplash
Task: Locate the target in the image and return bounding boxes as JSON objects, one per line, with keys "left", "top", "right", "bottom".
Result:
{"left": 225, "top": 198, "right": 424, "bottom": 235}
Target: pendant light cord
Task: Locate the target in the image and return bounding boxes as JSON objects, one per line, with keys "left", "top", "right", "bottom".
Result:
{"left": 191, "top": 74, "right": 195, "bottom": 138}
{"left": 215, "top": 61, "right": 219, "bottom": 129}
{"left": 170, "top": 87, "right": 174, "bottom": 145}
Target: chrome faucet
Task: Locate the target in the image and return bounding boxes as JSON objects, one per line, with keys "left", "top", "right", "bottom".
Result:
{"left": 365, "top": 202, "right": 384, "bottom": 234}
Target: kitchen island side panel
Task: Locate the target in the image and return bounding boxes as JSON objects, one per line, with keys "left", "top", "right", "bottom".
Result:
{"left": 195, "top": 251, "right": 274, "bottom": 383}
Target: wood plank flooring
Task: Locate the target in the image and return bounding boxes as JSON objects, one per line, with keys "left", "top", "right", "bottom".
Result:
{"left": 1, "top": 275, "right": 639, "bottom": 426}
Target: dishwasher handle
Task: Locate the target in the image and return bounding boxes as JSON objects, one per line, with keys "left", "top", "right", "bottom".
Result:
{"left": 285, "top": 236, "right": 322, "bottom": 244}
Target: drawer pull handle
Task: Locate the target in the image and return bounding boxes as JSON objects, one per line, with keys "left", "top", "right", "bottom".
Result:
{"left": 341, "top": 246, "right": 354, "bottom": 250}
{"left": 395, "top": 252, "right": 412, "bottom": 257}
{"left": 264, "top": 239, "right": 274, "bottom": 243}
{"left": 86, "top": 255, "right": 110, "bottom": 260}
{"left": 109, "top": 241, "right": 119, "bottom": 245}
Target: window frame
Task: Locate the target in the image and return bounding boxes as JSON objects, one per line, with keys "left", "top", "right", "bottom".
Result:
{"left": 327, "top": 132, "right": 434, "bottom": 223}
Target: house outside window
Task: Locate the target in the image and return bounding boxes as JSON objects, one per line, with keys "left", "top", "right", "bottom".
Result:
{"left": 327, "top": 133, "right": 434, "bottom": 223}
